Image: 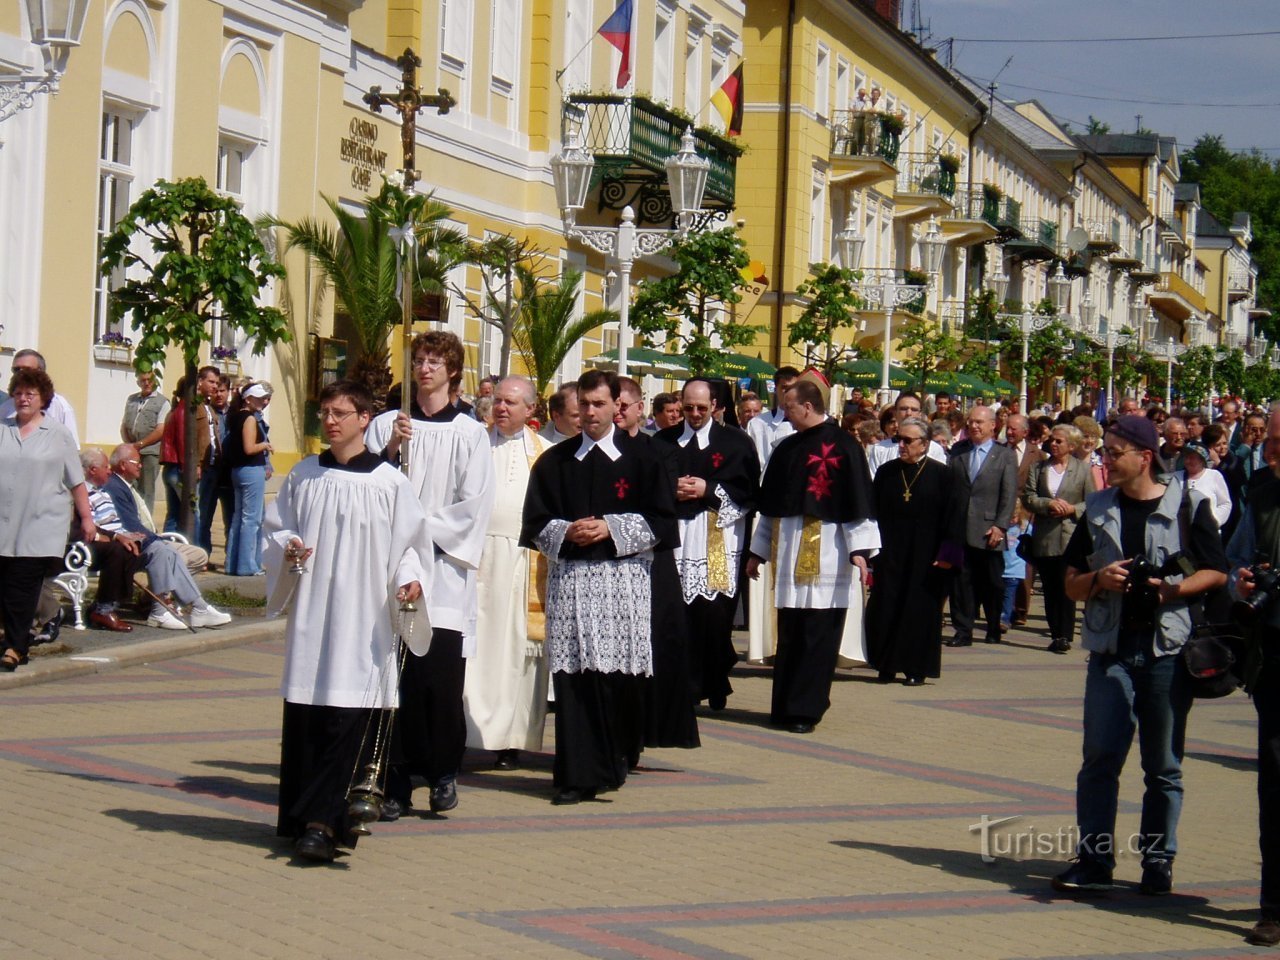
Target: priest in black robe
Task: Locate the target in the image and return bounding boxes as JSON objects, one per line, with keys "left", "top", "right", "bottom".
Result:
{"left": 746, "top": 374, "right": 878, "bottom": 733}
{"left": 520, "top": 370, "right": 678, "bottom": 804}
{"left": 655, "top": 378, "right": 760, "bottom": 711}
{"left": 865, "top": 416, "right": 961, "bottom": 686}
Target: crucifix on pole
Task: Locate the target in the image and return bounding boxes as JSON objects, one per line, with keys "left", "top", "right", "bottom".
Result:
{"left": 362, "top": 48, "right": 455, "bottom": 474}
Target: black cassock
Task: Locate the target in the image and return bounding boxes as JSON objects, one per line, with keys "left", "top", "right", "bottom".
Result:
{"left": 520, "top": 430, "right": 678, "bottom": 792}
{"left": 865, "top": 457, "right": 959, "bottom": 681}
{"left": 654, "top": 421, "right": 760, "bottom": 709}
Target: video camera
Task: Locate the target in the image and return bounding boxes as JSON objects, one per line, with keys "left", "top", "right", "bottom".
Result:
{"left": 1233, "top": 561, "right": 1280, "bottom": 625}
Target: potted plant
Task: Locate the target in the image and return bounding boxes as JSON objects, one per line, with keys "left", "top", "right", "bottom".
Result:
{"left": 92, "top": 330, "right": 133, "bottom": 365}
{"left": 212, "top": 344, "right": 242, "bottom": 377}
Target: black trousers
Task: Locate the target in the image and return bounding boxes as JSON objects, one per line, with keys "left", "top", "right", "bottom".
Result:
{"left": 686, "top": 593, "right": 739, "bottom": 703}
{"left": 90, "top": 541, "right": 146, "bottom": 607}
{"left": 277, "top": 701, "right": 381, "bottom": 844}
{"left": 1256, "top": 656, "right": 1280, "bottom": 919}
{"left": 771, "top": 607, "right": 847, "bottom": 726}
{"left": 553, "top": 670, "right": 631, "bottom": 792}
{"left": 387, "top": 628, "right": 466, "bottom": 803}
{"left": 952, "top": 546, "right": 1005, "bottom": 642}
{"left": 0, "top": 556, "right": 57, "bottom": 658}
{"left": 1036, "top": 555, "right": 1077, "bottom": 643}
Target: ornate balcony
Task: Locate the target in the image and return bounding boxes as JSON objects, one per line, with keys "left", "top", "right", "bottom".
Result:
{"left": 561, "top": 94, "right": 740, "bottom": 226}
{"left": 1147, "top": 271, "right": 1205, "bottom": 321}
{"left": 829, "top": 110, "right": 901, "bottom": 189}
{"left": 892, "top": 152, "right": 956, "bottom": 222}
{"left": 1006, "top": 219, "right": 1057, "bottom": 262}
{"left": 979, "top": 187, "right": 1022, "bottom": 242}
{"left": 939, "top": 187, "right": 999, "bottom": 246}
{"left": 1229, "top": 271, "right": 1253, "bottom": 302}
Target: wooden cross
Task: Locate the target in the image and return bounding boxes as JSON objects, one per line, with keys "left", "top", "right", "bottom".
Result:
{"left": 362, "top": 48, "right": 456, "bottom": 190}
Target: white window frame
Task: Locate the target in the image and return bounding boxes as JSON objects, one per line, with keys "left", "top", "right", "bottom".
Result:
{"left": 814, "top": 43, "right": 830, "bottom": 120}
{"left": 441, "top": 0, "right": 473, "bottom": 75}
{"left": 490, "top": 0, "right": 520, "bottom": 95}
{"left": 94, "top": 106, "right": 141, "bottom": 342}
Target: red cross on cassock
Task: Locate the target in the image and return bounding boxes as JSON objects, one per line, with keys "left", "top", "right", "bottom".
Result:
{"left": 614, "top": 478, "right": 630, "bottom": 499}
{"left": 806, "top": 442, "right": 841, "bottom": 501}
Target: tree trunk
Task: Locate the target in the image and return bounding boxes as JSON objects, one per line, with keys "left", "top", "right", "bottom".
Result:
{"left": 180, "top": 357, "right": 199, "bottom": 541}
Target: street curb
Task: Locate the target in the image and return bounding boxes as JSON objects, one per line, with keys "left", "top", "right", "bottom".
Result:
{"left": 0, "top": 619, "right": 285, "bottom": 689}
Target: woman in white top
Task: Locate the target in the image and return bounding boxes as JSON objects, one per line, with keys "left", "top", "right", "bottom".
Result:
{"left": 1180, "top": 439, "right": 1232, "bottom": 529}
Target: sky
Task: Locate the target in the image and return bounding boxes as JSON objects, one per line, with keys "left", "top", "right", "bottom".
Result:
{"left": 916, "top": 0, "right": 1280, "bottom": 157}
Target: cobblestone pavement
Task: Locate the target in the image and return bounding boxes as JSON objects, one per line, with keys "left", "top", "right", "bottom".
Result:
{"left": 0, "top": 607, "right": 1266, "bottom": 959}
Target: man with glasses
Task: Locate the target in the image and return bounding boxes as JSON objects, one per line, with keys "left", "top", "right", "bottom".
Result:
{"left": 657, "top": 378, "right": 760, "bottom": 713}
{"left": 1052, "top": 415, "right": 1227, "bottom": 897}
{"left": 120, "top": 369, "right": 169, "bottom": 513}
{"left": 265, "top": 380, "right": 430, "bottom": 863}
{"left": 366, "top": 330, "right": 495, "bottom": 819}
{"left": 944, "top": 404, "right": 1018, "bottom": 648}
{"left": 866, "top": 392, "right": 948, "bottom": 477}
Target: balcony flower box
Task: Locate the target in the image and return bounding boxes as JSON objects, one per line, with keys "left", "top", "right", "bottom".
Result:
{"left": 212, "top": 347, "right": 242, "bottom": 378}
{"left": 93, "top": 335, "right": 133, "bottom": 366}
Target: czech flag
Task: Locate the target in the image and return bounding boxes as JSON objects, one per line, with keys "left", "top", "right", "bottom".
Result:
{"left": 597, "top": 0, "right": 633, "bottom": 89}
{"left": 711, "top": 62, "right": 744, "bottom": 136}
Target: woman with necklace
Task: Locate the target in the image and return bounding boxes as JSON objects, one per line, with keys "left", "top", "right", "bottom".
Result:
{"left": 864, "top": 416, "right": 960, "bottom": 686}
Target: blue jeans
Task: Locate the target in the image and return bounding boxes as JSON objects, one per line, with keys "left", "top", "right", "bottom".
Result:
{"left": 1076, "top": 650, "right": 1192, "bottom": 868}
{"left": 227, "top": 464, "right": 265, "bottom": 576}
{"left": 160, "top": 464, "right": 192, "bottom": 534}
{"left": 197, "top": 467, "right": 233, "bottom": 555}
{"left": 1001, "top": 577, "right": 1020, "bottom": 625}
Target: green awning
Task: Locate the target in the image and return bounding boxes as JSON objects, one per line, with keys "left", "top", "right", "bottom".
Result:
{"left": 718, "top": 352, "right": 776, "bottom": 378}
{"left": 597, "top": 347, "right": 691, "bottom": 373}
{"left": 837, "top": 359, "right": 911, "bottom": 389}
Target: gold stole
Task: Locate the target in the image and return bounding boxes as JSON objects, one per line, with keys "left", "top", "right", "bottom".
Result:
{"left": 794, "top": 516, "right": 823, "bottom": 585}
{"left": 522, "top": 428, "right": 548, "bottom": 642}
{"left": 706, "top": 509, "right": 730, "bottom": 594}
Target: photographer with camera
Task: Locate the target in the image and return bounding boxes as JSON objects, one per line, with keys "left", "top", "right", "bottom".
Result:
{"left": 1051, "top": 416, "right": 1228, "bottom": 898}
{"left": 1227, "top": 406, "right": 1280, "bottom": 946}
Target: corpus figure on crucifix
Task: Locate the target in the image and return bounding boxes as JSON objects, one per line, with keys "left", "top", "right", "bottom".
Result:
{"left": 745, "top": 371, "right": 877, "bottom": 734}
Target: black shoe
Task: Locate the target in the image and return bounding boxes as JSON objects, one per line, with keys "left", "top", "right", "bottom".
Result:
{"left": 984, "top": 635, "right": 1001, "bottom": 644}
{"left": 902, "top": 677, "right": 925, "bottom": 687}
{"left": 429, "top": 780, "right": 458, "bottom": 813}
{"left": 494, "top": 749, "right": 520, "bottom": 771}
{"left": 1051, "top": 859, "right": 1113, "bottom": 895}
{"left": 944, "top": 636, "right": 972, "bottom": 648}
{"left": 1139, "top": 858, "right": 1173, "bottom": 896}
{"left": 551, "top": 787, "right": 597, "bottom": 805}
{"left": 295, "top": 828, "right": 336, "bottom": 863}
{"left": 708, "top": 694, "right": 727, "bottom": 711}
{"left": 379, "top": 797, "right": 406, "bottom": 822}
{"left": 1248, "top": 919, "right": 1280, "bottom": 946}
{"left": 1048, "top": 638, "right": 1070, "bottom": 655}
{"left": 787, "top": 721, "right": 815, "bottom": 734}
{"left": 32, "top": 608, "right": 64, "bottom": 645}
{"left": 876, "top": 671, "right": 895, "bottom": 684}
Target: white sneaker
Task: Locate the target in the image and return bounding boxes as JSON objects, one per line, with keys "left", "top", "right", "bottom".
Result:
{"left": 147, "top": 608, "right": 187, "bottom": 630}
{"left": 191, "top": 604, "right": 232, "bottom": 628}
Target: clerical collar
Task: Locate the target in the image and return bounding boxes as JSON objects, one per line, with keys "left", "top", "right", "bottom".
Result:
{"left": 409, "top": 397, "right": 464, "bottom": 423}
{"left": 677, "top": 420, "right": 713, "bottom": 449}
{"left": 319, "top": 449, "right": 383, "bottom": 473}
{"left": 575, "top": 424, "right": 622, "bottom": 461}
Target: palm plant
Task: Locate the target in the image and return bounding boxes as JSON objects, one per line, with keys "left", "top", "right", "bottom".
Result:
{"left": 258, "top": 179, "right": 466, "bottom": 405}
{"left": 513, "top": 267, "right": 616, "bottom": 403}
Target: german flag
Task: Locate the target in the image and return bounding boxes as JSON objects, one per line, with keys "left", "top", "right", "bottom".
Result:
{"left": 711, "top": 62, "right": 744, "bottom": 137}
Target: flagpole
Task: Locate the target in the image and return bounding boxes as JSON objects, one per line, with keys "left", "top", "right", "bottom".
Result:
{"left": 555, "top": 35, "right": 598, "bottom": 87}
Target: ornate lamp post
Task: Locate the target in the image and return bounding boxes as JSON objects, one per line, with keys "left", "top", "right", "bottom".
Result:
{"left": 551, "top": 128, "right": 710, "bottom": 376}
{"left": 1146, "top": 327, "right": 1188, "bottom": 411}
{"left": 1, "top": 0, "right": 92, "bottom": 121}
{"left": 840, "top": 217, "right": 945, "bottom": 403}
{"left": 991, "top": 274, "right": 1058, "bottom": 414}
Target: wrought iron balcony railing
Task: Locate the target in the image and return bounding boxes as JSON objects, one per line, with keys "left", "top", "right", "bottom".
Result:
{"left": 561, "top": 94, "right": 740, "bottom": 219}
{"left": 895, "top": 152, "right": 957, "bottom": 199}
{"left": 829, "top": 110, "right": 902, "bottom": 165}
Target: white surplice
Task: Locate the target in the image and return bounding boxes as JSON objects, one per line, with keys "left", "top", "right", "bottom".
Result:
{"left": 749, "top": 516, "right": 881, "bottom": 609}
{"left": 746, "top": 410, "right": 791, "bottom": 663}
{"left": 263, "top": 457, "right": 432, "bottom": 709}
{"left": 464, "top": 427, "right": 551, "bottom": 751}
{"left": 366, "top": 408, "right": 495, "bottom": 656}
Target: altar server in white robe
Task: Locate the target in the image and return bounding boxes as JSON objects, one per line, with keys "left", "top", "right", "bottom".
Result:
{"left": 745, "top": 366, "right": 799, "bottom": 664}
{"left": 464, "top": 376, "right": 551, "bottom": 770}
{"left": 366, "top": 330, "right": 495, "bottom": 818}
{"left": 264, "top": 380, "right": 431, "bottom": 863}
{"left": 746, "top": 377, "right": 879, "bottom": 734}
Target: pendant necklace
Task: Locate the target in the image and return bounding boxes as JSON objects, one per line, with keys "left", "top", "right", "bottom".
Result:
{"left": 901, "top": 458, "right": 928, "bottom": 502}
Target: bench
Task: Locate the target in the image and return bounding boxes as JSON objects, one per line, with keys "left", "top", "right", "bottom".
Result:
{"left": 52, "top": 533, "right": 193, "bottom": 630}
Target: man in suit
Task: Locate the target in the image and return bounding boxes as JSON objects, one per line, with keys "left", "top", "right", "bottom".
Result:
{"left": 1005, "top": 414, "right": 1045, "bottom": 627}
{"left": 945, "top": 404, "right": 1019, "bottom": 647}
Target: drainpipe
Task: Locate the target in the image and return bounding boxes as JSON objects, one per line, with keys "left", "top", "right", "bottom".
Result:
{"left": 770, "top": 0, "right": 797, "bottom": 368}
{"left": 961, "top": 105, "right": 987, "bottom": 331}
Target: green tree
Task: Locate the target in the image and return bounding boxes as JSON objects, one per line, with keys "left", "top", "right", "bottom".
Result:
{"left": 1176, "top": 345, "right": 1215, "bottom": 407}
{"left": 789, "top": 262, "right": 863, "bottom": 379}
{"left": 1085, "top": 115, "right": 1111, "bottom": 135}
{"left": 897, "top": 313, "right": 962, "bottom": 389}
{"left": 630, "top": 227, "right": 756, "bottom": 376}
{"left": 512, "top": 267, "right": 616, "bottom": 403}
{"left": 101, "top": 177, "right": 288, "bottom": 537}
{"left": 454, "top": 235, "right": 547, "bottom": 378}
{"left": 1216, "top": 347, "right": 1248, "bottom": 398}
{"left": 259, "top": 178, "right": 465, "bottom": 405}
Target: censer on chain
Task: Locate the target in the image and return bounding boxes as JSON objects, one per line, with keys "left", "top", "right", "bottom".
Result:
{"left": 345, "top": 597, "right": 416, "bottom": 834}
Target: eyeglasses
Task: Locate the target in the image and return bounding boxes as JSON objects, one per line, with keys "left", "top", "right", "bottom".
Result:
{"left": 897, "top": 435, "right": 924, "bottom": 445}
{"left": 319, "top": 408, "right": 359, "bottom": 423}
{"left": 682, "top": 404, "right": 711, "bottom": 413}
{"left": 412, "top": 356, "right": 448, "bottom": 370}
{"left": 122, "top": 458, "right": 141, "bottom": 466}
{"left": 1101, "top": 446, "right": 1138, "bottom": 461}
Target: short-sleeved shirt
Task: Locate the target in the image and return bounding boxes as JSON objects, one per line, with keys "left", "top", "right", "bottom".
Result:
{"left": 0, "top": 416, "right": 84, "bottom": 557}
{"left": 122, "top": 391, "right": 170, "bottom": 456}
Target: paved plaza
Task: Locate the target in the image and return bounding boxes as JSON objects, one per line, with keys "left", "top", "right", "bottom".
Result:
{"left": 0, "top": 609, "right": 1269, "bottom": 959}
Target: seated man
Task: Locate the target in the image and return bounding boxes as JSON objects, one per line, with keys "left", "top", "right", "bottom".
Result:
{"left": 81, "top": 446, "right": 231, "bottom": 630}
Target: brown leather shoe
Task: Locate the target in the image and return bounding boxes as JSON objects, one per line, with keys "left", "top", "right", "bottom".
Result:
{"left": 1248, "top": 919, "right": 1280, "bottom": 946}
{"left": 89, "top": 609, "right": 133, "bottom": 632}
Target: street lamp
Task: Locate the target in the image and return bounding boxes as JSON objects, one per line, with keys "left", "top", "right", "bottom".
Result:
{"left": 1149, "top": 335, "right": 1188, "bottom": 410}
{"left": 551, "top": 128, "right": 710, "bottom": 375}
{"left": 1, "top": 0, "right": 92, "bottom": 122}
{"left": 1079, "top": 315, "right": 1133, "bottom": 411}
{"left": 842, "top": 218, "right": 945, "bottom": 402}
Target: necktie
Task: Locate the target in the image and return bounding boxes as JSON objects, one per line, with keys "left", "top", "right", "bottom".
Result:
{"left": 970, "top": 446, "right": 986, "bottom": 483}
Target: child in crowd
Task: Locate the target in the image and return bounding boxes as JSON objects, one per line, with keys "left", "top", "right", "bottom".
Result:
{"left": 1001, "top": 504, "right": 1032, "bottom": 633}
